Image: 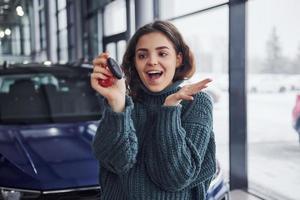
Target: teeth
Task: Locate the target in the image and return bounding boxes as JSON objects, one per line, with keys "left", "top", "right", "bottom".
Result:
{"left": 147, "top": 70, "right": 161, "bottom": 74}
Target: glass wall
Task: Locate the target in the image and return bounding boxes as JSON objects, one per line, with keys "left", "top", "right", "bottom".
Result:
{"left": 106, "top": 43, "right": 116, "bottom": 60}
{"left": 103, "top": 0, "right": 128, "bottom": 63}
{"left": 0, "top": 1, "right": 31, "bottom": 57}
{"left": 104, "top": 0, "right": 127, "bottom": 36}
{"left": 56, "top": 0, "right": 68, "bottom": 63}
{"left": 66, "top": 0, "right": 75, "bottom": 61}
{"left": 82, "top": 0, "right": 102, "bottom": 60}
{"left": 167, "top": 4, "right": 230, "bottom": 180}
{"left": 38, "top": 0, "right": 46, "bottom": 50}
{"left": 22, "top": 15, "right": 31, "bottom": 56}
{"left": 0, "top": 28, "right": 12, "bottom": 54}
{"left": 247, "top": 0, "right": 300, "bottom": 199}
{"left": 159, "top": 0, "right": 228, "bottom": 19}
{"left": 11, "top": 26, "right": 21, "bottom": 55}
{"left": 117, "top": 40, "right": 127, "bottom": 63}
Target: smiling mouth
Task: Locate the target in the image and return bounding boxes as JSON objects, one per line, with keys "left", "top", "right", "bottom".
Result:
{"left": 146, "top": 70, "right": 163, "bottom": 80}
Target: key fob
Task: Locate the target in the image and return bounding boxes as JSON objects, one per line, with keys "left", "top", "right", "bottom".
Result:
{"left": 98, "top": 77, "right": 115, "bottom": 87}
{"left": 98, "top": 57, "right": 122, "bottom": 87}
{"left": 107, "top": 58, "right": 123, "bottom": 79}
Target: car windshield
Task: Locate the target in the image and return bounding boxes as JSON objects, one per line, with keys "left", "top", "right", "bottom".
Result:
{"left": 0, "top": 68, "right": 102, "bottom": 124}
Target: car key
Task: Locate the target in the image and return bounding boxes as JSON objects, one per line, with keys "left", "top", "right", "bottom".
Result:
{"left": 98, "top": 57, "right": 123, "bottom": 87}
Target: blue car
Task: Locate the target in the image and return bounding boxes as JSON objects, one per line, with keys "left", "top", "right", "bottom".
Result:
{"left": 0, "top": 63, "right": 229, "bottom": 200}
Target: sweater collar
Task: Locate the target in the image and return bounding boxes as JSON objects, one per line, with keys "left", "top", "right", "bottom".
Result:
{"left": 139, "top": 80, "right": 183, "bottom": 105}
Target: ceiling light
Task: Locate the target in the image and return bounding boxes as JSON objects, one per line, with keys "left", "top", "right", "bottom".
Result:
{"left": 4, "top": 28, "right": 11, "bottom": 35}
{"left": 16, "top": 6, "right": 23, "bottom": 12}
{"left": 17, "top": 10, "right": 24, "bottom": 16}
{"left": 0, "top": 31, "right": 5, "bottom": 38}
{"left": 16, "top": 6, "right": 24, "bottom": 16}
{"left": 43, "top": 61, "right": 52, "bottom": 66}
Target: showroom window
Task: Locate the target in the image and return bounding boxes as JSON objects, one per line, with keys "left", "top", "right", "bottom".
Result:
{"left": 0, "top": 28, "right": 12, "bottom": 54}
{"left": 105, "top": 40, "right": 126, "bottom": 63}
{"left": 38, "top": 0, "right": 46, "bottom": 50}
{"left": 22, "top": 1, "right": 31, "bottom": 55}
{"left": 56, "top": 0, "right": 68, "bottom": 63}
{"left": 66, "top": 0, "right": 75, "bottom": 61}
{"left": 82, "top": 0, "right": 102, "bottom": 60}
{"left": 247, "top": 0, "right": 300, "bottom": 199}
{"left": 22, "top": 15, "right": 31, "bottom": 56}
{"left": 159, "top": 0, "right": 228, "bottom": 20}
{"left": 11, "top": 26, "right": 21, "bottom": 55}
{"left": 102, "top": 0, "right": 132, "bottom": 63}
{"left": 171, "top": 5, "right": 230, "bottom": 180}
{"left": 104, "top": 0, "right": 127, "bottom": 36}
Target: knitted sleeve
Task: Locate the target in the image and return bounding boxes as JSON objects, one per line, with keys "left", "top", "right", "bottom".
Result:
{"left": 92, "top": 96, "right": 138, "bottom": 174}
{"left": 145, "top": 92, "right": 216, "bottom": 192}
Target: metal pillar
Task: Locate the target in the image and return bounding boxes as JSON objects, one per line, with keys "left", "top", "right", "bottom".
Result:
{"left": 229, "top": 0, "right": 248, "bottom": 190}
{"left": 135, "top": 0, "right": 154, "bottom": 29}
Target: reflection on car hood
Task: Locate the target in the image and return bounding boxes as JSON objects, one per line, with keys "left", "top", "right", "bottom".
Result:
{"left": 0, "top": 122, "right": 99, "bottom": 190}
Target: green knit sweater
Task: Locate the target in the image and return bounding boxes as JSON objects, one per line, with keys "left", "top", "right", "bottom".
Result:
{"left": 92, "top": 81, "right": 216, "bottom": 200}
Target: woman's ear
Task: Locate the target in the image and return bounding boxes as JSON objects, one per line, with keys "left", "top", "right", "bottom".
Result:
{"left": 176, "top": 53, "right": 183, "bottom": 68}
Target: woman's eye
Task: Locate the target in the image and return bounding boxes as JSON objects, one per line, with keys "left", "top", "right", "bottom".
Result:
{"left": 159, "top": 52, "right": 168, "bottom": 57}
{"left": 137, "top": 54, "right": 146, "bottom": 59}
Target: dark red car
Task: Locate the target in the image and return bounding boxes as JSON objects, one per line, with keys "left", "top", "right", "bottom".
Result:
{"left": 292, "top": 94, "right": 300, "bottom": 143}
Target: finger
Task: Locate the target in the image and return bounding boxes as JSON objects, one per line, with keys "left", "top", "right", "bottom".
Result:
{"left": 194, "top": 84, "right": 208, "bottom": 92}
{"left": 188, "top": 79, "right": 211, "bottom": 93}
{"left": 182, "top": 84, "right": 208, "bottom": 96}
{"left": 93, "top": 65, "right": 113, "bottom": 76}
{"left": 95, "top": 52, "right": 109, "bottom": 59}
{"left": 191, "top": 78, "right": 212, "bottom": 88}
{"left": 175, "top": 92, "right": 194, "bottom": 101}
{"left": 93, "top": 56, "right": 107, "bottom": 66}
{"left": 93, "top": 65, "right": 113, "bottom": 77}
{"left": 180, "top": 94, "right": 194, "bottom": 101}
{"left": 102, "top": 52, "right": 110, "bottom": 58}
{"left": 91, "top": 73, "right": 109, "bottom": 80}
{"left": 193, "top": 85, "right": 208, "bottom": 94}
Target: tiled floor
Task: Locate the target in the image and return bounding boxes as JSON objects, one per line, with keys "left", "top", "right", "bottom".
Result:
{"left": 230, "top": 190, "right": 263, "bottom": 200}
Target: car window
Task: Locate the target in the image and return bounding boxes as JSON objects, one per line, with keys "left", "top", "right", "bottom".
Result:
{"left": 0, "top": 71, "right": 102, "bottom": 124}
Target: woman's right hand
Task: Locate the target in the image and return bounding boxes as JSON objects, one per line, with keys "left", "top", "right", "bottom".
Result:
{"left": 91, "top": 52, "right": 126, "bottom": 112}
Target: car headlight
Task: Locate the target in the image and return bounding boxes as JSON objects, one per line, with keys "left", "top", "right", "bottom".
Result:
{"left": 1, "top": 189, "right": 21, "bottom": 200}
{"left": 0, "top": 188, "right": 41, "bottom": 200}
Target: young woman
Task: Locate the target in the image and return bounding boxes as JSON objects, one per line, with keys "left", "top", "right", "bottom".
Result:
{"left": 91, "top": 20, "right": 216, "bottom": 200}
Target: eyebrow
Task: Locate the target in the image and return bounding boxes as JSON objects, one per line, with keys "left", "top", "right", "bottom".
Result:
{"left": 136, "top": 46, "right": 170, "bottom": 52}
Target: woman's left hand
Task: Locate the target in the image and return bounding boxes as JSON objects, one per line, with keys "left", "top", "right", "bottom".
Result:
{"left": 163, "top": 78, "right": 212, "bottom": 106}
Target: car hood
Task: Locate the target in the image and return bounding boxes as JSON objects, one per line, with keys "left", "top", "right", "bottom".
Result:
{"left": 0, "top": 122, "right": 99, "bottom": 191}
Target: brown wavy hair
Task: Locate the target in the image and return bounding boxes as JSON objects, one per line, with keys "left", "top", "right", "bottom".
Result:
{"left": 122, "top": 20, "right": 195, "bottom": 101}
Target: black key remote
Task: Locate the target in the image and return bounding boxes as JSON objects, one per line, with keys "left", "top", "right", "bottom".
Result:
{"left": 107, "top": 58, "right": 123, "bottom": 79}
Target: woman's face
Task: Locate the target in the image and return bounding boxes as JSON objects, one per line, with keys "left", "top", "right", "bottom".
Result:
{"left": 134, "top": 32, "right": 182, "bottom": 92}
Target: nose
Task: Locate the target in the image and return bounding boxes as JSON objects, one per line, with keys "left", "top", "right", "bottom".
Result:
{"left": 147, "top": 54, "right": 158, "bottom": 66}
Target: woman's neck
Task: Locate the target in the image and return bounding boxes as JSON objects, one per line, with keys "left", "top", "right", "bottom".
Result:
{"left": 138, "top": 80, "right": 183, "bottom": 105}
